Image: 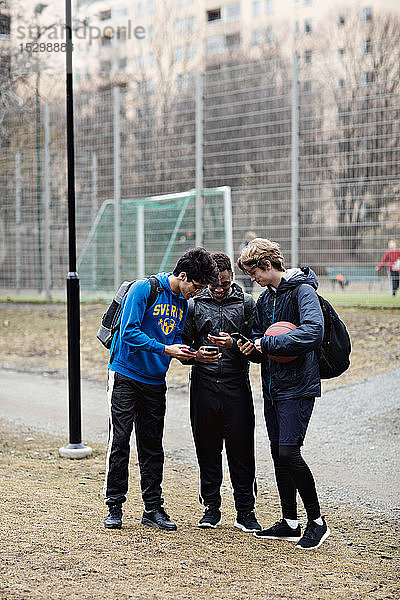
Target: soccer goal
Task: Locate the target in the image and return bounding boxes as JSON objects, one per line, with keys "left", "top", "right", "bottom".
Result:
{"left": 77, "top": 187, "right": 233, "bottom": 292}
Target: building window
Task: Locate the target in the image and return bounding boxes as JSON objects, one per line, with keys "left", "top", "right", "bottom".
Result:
{"left": 113, "top": 6, "right": 127, "bottom": 19}
{"left": 100, "top": 60, "right": 112, "bottom": 75}
{"left": 361, "top": 70, "right": 375, "bottom": 85}
{"left": 206, "top": 32, "right": 240, "bottom": 55}
{"left": 304, "top": 50, "right": 313, "bottom": 65}
{"left": 187, "top": 43, "right": 196, "bottom": 58}
{"left": 294, "top": 0, "right": 300, "bottom": 6}
{"left": 187, "top": 16, "right": 196, "bottom": 31}
{"left": 135, "top": 55, "right": 143, "bottom": 69}
{"left": 207, "top": 8, "right": 221, "bottom": 22}
{"left": 99, "top": 9, "right": 111, "bottom": 21}
{"left": 206, "top": 34, "right": 224, "bottom": 55}
{"left": 101, "top": 36, "right": 111, "bottom": 47}
{"left": 135, "top": 2, "right": 144, "bottom": 16}
{"left": 175, "top": 46, "right": 184, "bottom": 61}
{"left": 304, "top": 19, "right": 312, "bottom": 34}
{"left": 137, "top": 79, "right": 154, "bottom": 96}
{"left": 302, "top": 79, "right": 312, "bottom": 92}
{"left": 225, "top": 3, "right": 241, "bottom": 22}
{"left": 117, "top": 28, "right": 127, "bottom": 42}
{"left": 146, "top": 52, "right": 154, "bottom": 67}
{"left": 361, "top": 7, "right": 372, "bottom": 23}
{"left": 251, "top": 29, "right": 262, "bottom": 45}
{"left": 226, "top": 32, "right": 240, "bottom": 48}
{"left": 304, "top": 0, "right": 312, "bottom": 4}
{"left": 338, "top": 15, "right": 345, "bottom": 27}
{"left": 265, "top": 26, "right": 275, "bottom": 43}
{"left": 118, "top": 57, "right": 127, "bottom": 71}
{"left": 174, "top": 18, "right": 185, "bottom": 33}
{"left": 252, "top": 1, "right": 261, "bottom": 16}
{"left": 294, "top": 21, "right": 300, "bottom": 38}
{"left": 362, "top": 38, "right": 372, "bottom": 54}
{"left": 147, "top": 25, "right": 154, "bottom": 41}
{"left": 338, "top": 47, "right": 345, "bottom": 58}
{"left": 176, "top": 74, "right": 183, "bottom": 89}
{"left": 0, "top": 14, "right": 10, "bottom": 37}
{"left": 338, "top": 78, "right": 345, "bottom": 88}
{"left": 265, "top": 0, "right": 274, "bottom": 14}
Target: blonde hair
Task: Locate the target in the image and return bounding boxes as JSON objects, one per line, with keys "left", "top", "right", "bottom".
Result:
{"left": 237, "top": 238, "right": 285, "bottom": 273}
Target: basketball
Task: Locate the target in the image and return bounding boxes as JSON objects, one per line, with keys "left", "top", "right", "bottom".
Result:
{"left": 264, "top": 321, "right": 298, "bottom": 363}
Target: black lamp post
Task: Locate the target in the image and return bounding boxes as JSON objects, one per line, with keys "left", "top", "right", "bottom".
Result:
{"left": 59, "top": 0, "right": 92, "bottom": 459}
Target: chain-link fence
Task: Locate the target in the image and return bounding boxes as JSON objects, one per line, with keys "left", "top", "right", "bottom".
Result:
{"left": 1, "top": 48, "right": 399, "bottom": 299}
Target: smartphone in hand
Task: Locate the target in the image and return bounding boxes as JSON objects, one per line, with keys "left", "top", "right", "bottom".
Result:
{"left": 202, "top": 346, "right": 219, "bottom": 355}
{"left": 231, "top": 332, "right": 252, "bottom": 345}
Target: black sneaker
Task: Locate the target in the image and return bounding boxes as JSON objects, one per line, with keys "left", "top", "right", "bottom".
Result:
{"left": 254, "top": 518, "right": 301, "bottom": 542}
{"left": 296, "top": 517, "right": 330, "bottom": 550}
{"left": 141, "top": 507, "right": 177, "bottom": 531}
{"left": 198, "top": 507, "right": 221, "bottom": 528}
{"left": 104, "top": 504, "right": 122, "bottom": 529}
{"left": 234, "top": 511, "right": 261, "bottom": 533}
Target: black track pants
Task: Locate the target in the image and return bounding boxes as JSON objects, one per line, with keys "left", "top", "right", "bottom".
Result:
{"left": 270, "top": 442, "right": 321, "bottom": 521}
{"left": 104, "top": 370, "right": 167, "bottom": 511}
{"left": 190, "top": 370, "right": 257, "bottom": 513}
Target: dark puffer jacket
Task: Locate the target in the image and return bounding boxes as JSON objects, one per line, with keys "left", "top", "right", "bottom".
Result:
{"left": 251, "top": 267, "right": 324, "bottom": 402}
{"left": 182, "top": 283, "right": 255, "bottom": 381}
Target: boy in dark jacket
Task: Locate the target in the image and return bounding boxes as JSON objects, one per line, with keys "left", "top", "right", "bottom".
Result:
{"left": 103, "top": 248, "right": 219, "bottom": 531}
{"left": 238, "top": 238, "right": 330, "bottom": 550}
{"left": 182, "top": 253, "right": 261, "bottom": 533}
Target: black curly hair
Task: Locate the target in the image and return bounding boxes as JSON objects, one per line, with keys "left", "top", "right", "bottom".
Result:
{"left": 173, "top": 247, "right": 219, "bottom": 285}
{"left": 210, "top": 252, "right": 232, "bottom": 273}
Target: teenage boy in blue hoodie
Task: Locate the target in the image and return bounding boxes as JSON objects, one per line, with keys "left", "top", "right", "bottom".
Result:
{"left": 238, "top": 238, "right": 331, "bottom": 550}
{"left": 103, "top": 247, "right": 219, "bottom": 531}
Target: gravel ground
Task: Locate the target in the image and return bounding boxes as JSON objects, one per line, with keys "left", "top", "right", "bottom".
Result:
{"left": 0, "top": 366, "right": 399, "bottom": 518}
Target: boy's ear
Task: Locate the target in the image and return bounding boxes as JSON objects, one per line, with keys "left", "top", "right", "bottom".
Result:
{"left": 176, "top": 272, "right": 187, "bottom": 281}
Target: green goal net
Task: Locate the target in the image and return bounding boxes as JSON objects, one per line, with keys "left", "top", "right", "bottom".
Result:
{"left": 77, "top": 187, "right": 232, "bottom": 292}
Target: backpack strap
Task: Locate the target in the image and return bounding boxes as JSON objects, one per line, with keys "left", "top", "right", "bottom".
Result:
{"left": 146, "top": 276, "right": 162, "bottom": 310}
{"left": 291, "top": 285, "right": 302, "bottom": 325}
{"left": 110, "top": 276, "right": 162, "bottom": 363}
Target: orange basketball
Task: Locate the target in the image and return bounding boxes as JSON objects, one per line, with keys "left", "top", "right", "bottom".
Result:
{"left": 264, "top": 321, "right": 298, "bottom": 363}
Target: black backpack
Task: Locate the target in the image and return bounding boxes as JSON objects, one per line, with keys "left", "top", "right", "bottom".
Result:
{"left": 97, "top": 276, "right": 161, "bottom": 350}
{"left": 291, "top": 286, "right": 351, "bottom": 379}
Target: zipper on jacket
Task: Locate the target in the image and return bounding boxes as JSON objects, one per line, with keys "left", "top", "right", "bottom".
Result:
{"left": 268, "top": 293, "right": 276, "bottom": 404}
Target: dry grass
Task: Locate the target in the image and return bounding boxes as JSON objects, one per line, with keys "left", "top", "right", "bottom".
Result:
{"left": 1, "top": 421, "right": 399, "bottom": 600}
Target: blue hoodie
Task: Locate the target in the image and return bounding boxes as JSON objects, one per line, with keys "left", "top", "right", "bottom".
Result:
{"left": 109, "top": 272, "right": 188, "bottom": 385}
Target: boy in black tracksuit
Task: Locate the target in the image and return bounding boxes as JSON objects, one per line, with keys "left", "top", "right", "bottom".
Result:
{"left": 182, "top": 253, "right": 261, "bottom": 532}
{"left": 238, "top": 238, "right": 331, "bottom": 550}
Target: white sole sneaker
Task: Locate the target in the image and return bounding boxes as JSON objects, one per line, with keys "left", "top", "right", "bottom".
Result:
{"left": 295, "top": 527, "right": 331, "bottom": 550}
{"left": 198, "top": 520, "right": 221, "bottom": 528}
{"left": 254, "top": 532, "right": 301, "bottom": 542}
{"left": 234, "top": 521, "right": 261, "bottom": 533}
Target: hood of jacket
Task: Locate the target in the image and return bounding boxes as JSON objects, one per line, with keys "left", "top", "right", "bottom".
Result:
{"left": 275, "top": 267, "right": 319, "bottom": 294}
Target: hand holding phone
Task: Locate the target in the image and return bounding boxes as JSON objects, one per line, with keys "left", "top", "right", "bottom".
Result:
{"left": 231, "top": 332, "right": 252, "bottom": 345}
{"left": 202, "top": 346, "right": 219, "bottom": 355}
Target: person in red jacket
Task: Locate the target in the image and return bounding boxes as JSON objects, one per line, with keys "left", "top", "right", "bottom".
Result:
{"left": 376, "top": 239, "right": 400, "bottom": 296}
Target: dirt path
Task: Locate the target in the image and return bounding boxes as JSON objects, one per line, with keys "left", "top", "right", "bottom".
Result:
{"left": 0, "top": 366, "right": 399, "bottom": 517}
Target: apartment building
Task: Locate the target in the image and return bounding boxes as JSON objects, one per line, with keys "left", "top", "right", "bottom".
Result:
{"left": 0, "top": 0, "right": 11, "bottom": 82}
{"left": 70, "top": 0, "right": 400, "bottom": 94}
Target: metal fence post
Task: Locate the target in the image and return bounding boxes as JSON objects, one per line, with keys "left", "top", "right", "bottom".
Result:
{"left": 223, "top": 187, "right": 234, "bottom": 267}
{"left": 91, "top": 152, "right": 97, "bottom": 291}
{"left": 43, "top": 101, "right": 51, "bottom": 302}
{"left": 195, "top": 72, "right": 204, "bottom": 248}
{"left": 291, "top": 53, "right": 300, "bottom": 268}
{"left": 113, "top": 86, "right": 121, "bottom": 289}
{"left": 137, "top": 202, "right": 145, "bottom": 278}
{"left": 15, "top": 151, "right": 21, "bottom": 294}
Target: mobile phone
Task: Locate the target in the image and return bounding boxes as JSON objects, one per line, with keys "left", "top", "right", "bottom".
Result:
{"left": 203, "top": 346, "right": 219, "bottom": 355}
{"left": 231, "top": 332, "right": 252, "bottom": 345}
{"left": 182, "top": 347, "right": 197, "bottom": 355}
